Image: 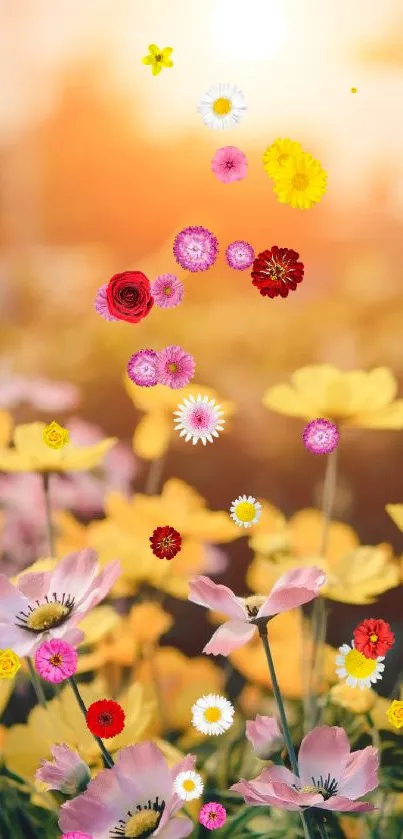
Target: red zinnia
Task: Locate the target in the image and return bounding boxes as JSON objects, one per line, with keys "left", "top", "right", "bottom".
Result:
{"left": 353, "top": 618, "right": 395, "bottom": 660}
{"left": 85, "top": 699, "right": 125, "bottom": 739}
{"left": 150, "top": 525, "right": 182, "bottom": 560}
{"left": 251, "top": 246, "right": 304, "bottom": 298}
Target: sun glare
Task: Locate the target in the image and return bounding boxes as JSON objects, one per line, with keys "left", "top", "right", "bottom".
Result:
{"left": 211, "top": 0, "right": 286, "bottom": 62}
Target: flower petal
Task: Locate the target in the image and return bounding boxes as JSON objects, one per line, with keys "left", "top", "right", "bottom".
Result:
{"left": 133, "top": 411, "right": 172, "bottom": 460}
{"left": 50, "top": 550, "right": 99, "bottom": 603}
{"left": 338, "top": 746, "right": 379, "bottom": 799}
{"left": 59, "top": 792, "right": 116, "bottom": 836}
{"left": 0, "top": 622, "right": 38, "bottom": 656}
{"left": 116, "top": 742, "right": 172, "bottom": 805}
{"left": 257, "top": 765, "right": 299, "bottom": 787}
{"left": 315, "top": 796, "right": 375, "bottom": 812}
{"left": 262, "top": 384, "right": 312, "bottom": 419}
{"left": 203, "top": 620, "right": 255, "bottom": 656}
{"left": 188, "top": 576, "right": 246, "bottom": 620}
{"left": 298, "top": 726, "right": 350, "bottom": 787}
{"left": 256, "top": 566, "right": 326, "bottom": 618}
{"left": 17, "top": 571, "right": 52, "bottom": 601}
{"left": 0, "top": 575, "right": 28, "bottom": 620}
{"left": 156, "top": 817, "right": 194, "bottom": 839}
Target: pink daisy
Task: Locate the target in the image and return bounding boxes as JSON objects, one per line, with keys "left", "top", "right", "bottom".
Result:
{"left": 94, "top": 285, "right": 119, "bottom": 322}
{"left": 173, "top": 226, "right": 219, "bottom": 272}
{"left": 156, "top": 346, "right": 196, "bottom": 389}
{"left": 35, "top": 639, "right": 78, "bottom": 683}
{"left": 211, "top": 146, "right": 248, "bottom": 184}
{"left": 199, "top": 802, "right": 227, "bottom": 830}
{"left": 226, "top": 240, "right": 255, "bottom": 270}
{"left": 302, "top": 418, "right": 339, "bottom": 455}
{"left": 151, "top": 274, "right": 184, "bottom": 309}
{"left": 127, "top": 349, "right": 159, "bottom": 387}
{"left": 174, "top": 394, "right": 225, "bottom": 445}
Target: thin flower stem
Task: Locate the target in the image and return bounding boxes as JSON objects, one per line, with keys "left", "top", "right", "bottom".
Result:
{"left": 68, "top": 675, "right": 114, "bottom": 768}
{"left": 145, "top": 456, "right": 165, "bottom": 495}
{"left": 42, "top": 471, "right": 55, "bottom": 556}
{"left": 316, "top": 817, "right": 328, "bottom": 839}
{"left": 26, "top": 657, "right": 47, "bottom": 708}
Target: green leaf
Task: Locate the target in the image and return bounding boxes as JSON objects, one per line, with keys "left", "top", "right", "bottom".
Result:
{"left": 378, "top": 729, "right": 403, "bottom": 791}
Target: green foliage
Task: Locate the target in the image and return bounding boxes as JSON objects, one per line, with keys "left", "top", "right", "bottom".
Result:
{"left": 378, "top": 730, "right": 403, "bottom": 791}
{"left": 0, "top": 779, "right": 59, "bottom": 839}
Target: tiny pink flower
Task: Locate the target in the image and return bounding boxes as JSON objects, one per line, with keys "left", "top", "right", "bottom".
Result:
{"left": 303, "top": 418, "right": 339, "bottom": 455}
{"left": 127, "top": 349, "right": 159, "bottom": 387}
{"left": 246, "top": 715, "right": 284, "bottom": 759}
{"left": 35, "top": 639, "right": 78, "bottom": 683}
{"left": 36, "top": 744, "right": 90, "bottom": 794}
{"left": 226, "top": 240, "right": 255, "bottom": 270}
{"left": 94, "top": 285, "right": 119, "bottom": 322}
{"left": 151, "top": 274, "right": 185, "bottom": 309}
{"left": 199, "top": 801, "right": 227, "bottom": 830}
{"left": 211, "top": 146, "right": 248, "bottom": 184}
{"left": 156, "top": 346, "right": 196, "bottom": 389}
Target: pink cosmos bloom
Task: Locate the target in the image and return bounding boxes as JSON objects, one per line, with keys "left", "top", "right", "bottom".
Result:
{"left": 211, "top": 146, "right": 248, "bottom": 184}
{"left": 94, "top": 284, "right": 119, "bottom": 322}
{"left": 199, "top": 801, "right": 227, "bottom": 830}
{"left": 231, "top": 726, "right": 379, "bottom": 814}
{"left": 151, "top": 274, "right": 185, "bottom": 309}
{"left": 36, "top": 743, "right": 90, "bottom": 794}
{"left": 0, "top": 374, "right": 79, "bottom": 411}
{"left": 35, "top": 639, "right": 78, "bottom": 683}
{"left": 0, "top": 549, "right": 121, "bottom": 657}
{"left": 62, "top": 834, "right": 93, "bottom": 839}
{"left": 156, "top": 346, "right": 196, "bottom": 389}
{"left": 188, "top": 566, "right": 326, "bottom": 656}
{"left": 59, "top": 741, "right": 195, "bottom": 839}
{"left": 246, "top": 715, "right": 284, "bottom": 759}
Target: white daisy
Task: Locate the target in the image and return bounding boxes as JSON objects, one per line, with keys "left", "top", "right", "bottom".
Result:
{"left": 173, "top": 394, "right": 225, "bottom": 446}
{"left": 174, "top": 770, "right": 204, "bottom": 801}
{"left": 230, "top": 495, "right": 262, "bottom": 528}
{"left": 197, "top": 83, "right": 246, "bottom": 130}
{"left": 335, "top": 640, "right": 385, "bottom": 690}
{"left": 191, "top": 693, "right": 235, "bottom": 736}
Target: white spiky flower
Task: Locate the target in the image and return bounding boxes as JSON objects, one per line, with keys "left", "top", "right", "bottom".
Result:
{"left": 173, "top": 395, "right": 225, "bottom": 445}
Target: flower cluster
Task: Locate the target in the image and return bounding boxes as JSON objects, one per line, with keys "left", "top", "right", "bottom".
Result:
{"left": 127, "top": 345, "right": 195, "bottom": 389}
{"left": 336, "top": 618, "right": 395, "bottom": 689}
{"left": 262, "top": 137, "right": 327, "bottom": 209}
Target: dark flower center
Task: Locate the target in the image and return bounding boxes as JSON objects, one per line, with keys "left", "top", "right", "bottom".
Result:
{"left": 16, "top": 593, "right": 75, "bottom": 633}
{"left": 297, "top": 774, "right": 338, "bottom": 801}
{"left": 98, "top": 712, "right": 113, "bottom": 726}
{"left": 110, "top": 797, "right": 165, "bottom": 838}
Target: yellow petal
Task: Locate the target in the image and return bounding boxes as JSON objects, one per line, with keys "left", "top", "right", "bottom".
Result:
{"left": 78, "top": 606, "right": 121, "bottom": 645}
{"left": 58, "top": 437, "right": 117, "bottom": 471}
{"left": 324, "top": 544, "right": 400, "bottom": 604}
{"left": 0, "top": 678, "right": 13, "bottom": 717}
{"left": 161, "top": 47, "right": 173, "bottom": 58}
{"left": 142, "top": 56, "right": 153, "bottom": 65}
{"left": 0, "top": 410, "right": 12, "bottom": 446}
{"left": 133, "top": 411, "right": 171, "bottom": 460}
{"left": 162, "top": 59, "right": 173, "bottom": 68}
{"left": 148, "top": 44, "right": 160, "bottom": 55}
{"left": 152, "top": 63, "right": 162, "bottom": 76}
{"left": 290, "top": 365, "right": 341, "bottom": 412}
{"left": 289, "top": 509, "right": 359, "bottom": 562}
{"left": 124, "top": 377, "right": 176, "bottom": 412}
{"left": 347, "top": 400, "right": 403, "bottom": 429}
{"left": 262, "top": 383, "right": 312, "bottom": 419}
{"left": 386, "top": 504, "right": 403, "bottom": 533}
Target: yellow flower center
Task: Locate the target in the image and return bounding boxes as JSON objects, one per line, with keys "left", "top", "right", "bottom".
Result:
{"left": 212, "top": 97, "right": 232, "bottom": 116}
{"left": 164, "top": 285, "right": 173, "bottom": 295}
{"left": 345, "top": 649, "right": 377, "bottom": 679}
{"left": 26, "top": 602, "right": 69, "bottom": 632}
{"left": 168, "top": 363, "right": 178, "bottom": 373}
{"left": 124, "top": 810, "right": 159, "bottom": 837}
{"left": 234, "top": 501, "right": 256, "bottom": 523}
{"left": 395, "top": 707, "right": 403, "bottom": 719}
{"left": 277, "top": 153, "right": 289, "bottom": 165}
{"left": 50, "top": 654, "right": 62, "bottom": 666}
{"left": 292, "top": 173, "right": 309, "bottom": 191}
{"left": 300, "top": 785, "right": 326, "bottom": 795}
{"left": 244, "top": 595, "right": 267, "bottom": 618}
{"left": 369, "top": 634, "right": 378, "bottom": 642}
{"left": 204, "top": 706, "right": 222, "bottom": 723}
{"left": 182, "top": 779, "right": 196, "bottom": 792}
{"left": 43, "top": 421, "right": 69, "bottom": 449}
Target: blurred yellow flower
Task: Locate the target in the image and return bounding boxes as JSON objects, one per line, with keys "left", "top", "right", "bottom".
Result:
{"left": 0, "top": 649, "right": 21, "bottom": 679}
{"left": 386, "top": 700, "right": 403, "bottom": 730}
{"left": 0, "top": 410, "right": 12, "bottom": 446}
{"left": 367, "top": 687, "right": 403, "bottom": 733}
{"left": 263, "top": 365, "right": 403, "bottom": 428}
{"left": 42, "top": 420, "right": 69, "bottom": 449}
{"left": 0, "top": 422, "right": 116, "bottom": 472}
{"left": 329, "top": 683, "right": 377, "bottom": 714}
{"left": 0, "top": 677, "right": 14, "bottom": 719}
{"left": 386, "top": 503, "right": 403, "bottom": 532}
{"left": 250, "top": 505, "right": 359, "bottom": 563}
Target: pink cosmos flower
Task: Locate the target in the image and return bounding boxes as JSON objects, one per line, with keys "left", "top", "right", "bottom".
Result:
{"left": 0, "top": 374, "right": 79, "bottom": 411}
{"left": 127, "top": 349, "right": 159, "bottom": 387}
{"left": 199, "top": 802, "right": 227, "bottom": 830}
{"left": 231, "top": 726, "right": 379, "bottom": 814}
{"left": 211, "top": 146, "right": 248, "bottom": 184}
{"left": 302, "top": 418, "right": 339, "bottom": 455}
{"left": 62, "top": 834, "right": 93, "bottom": 839}
{"left": 156, "top": 346, "right": 196, "bottom": 389}
{"left": 246, "top": 715, "right": 284, "bottom": 759}
{"left": 188, "top": 566, "right": 326, "bottom": 656}
{"left": 59, "top": 741, "right": 195, "bottom": 839}
{"left": 0, "top": 549, "right": 121, "bottom": 657}
{"left": 94, "top": 284, "right": 119, "bottom": 322}
{"left": 35, "top": 639, "right": 78, "bottom": 683}
{"left": 36, "top": 743, "right": 90, "bottom": 794}
{"left": 151, "top": 274, "right": 185, "bottom": 309}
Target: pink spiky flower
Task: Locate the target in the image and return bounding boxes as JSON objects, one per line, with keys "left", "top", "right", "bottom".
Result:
{"left": 303, "top": 418, "right": 339, "bottom": 455}
{"left": 151, "top": 274, "right": 184, "bottom": 309}
{"left": 174, "top": 395, "right": 225, "bottom": 445}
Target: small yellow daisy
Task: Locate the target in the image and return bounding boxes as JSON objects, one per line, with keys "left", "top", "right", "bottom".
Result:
{"left": 335, "top": 641, "right": 384, "bottom": 690}
{"left": 262, "top": 138, "right": 303, "bottom": 179}
{"left": 191, "top": 693, "right": 234, "bottom": 736}
{"left": 230, "top": 495, "right": 262, "bottom": 528}
{"left": 174, "top": 770, "right": 204, "bottom": 801}
{"left": 273, "top": 150, "right": 327, "bottom": 210}
{"left": 386, "top": 700, "right": 403, "bottom": 729}
{"left": 142, "top": 44, "right": 173, "bottom": 76}
{"left": 42, "top": 421, "right": 69, "bottom": 449}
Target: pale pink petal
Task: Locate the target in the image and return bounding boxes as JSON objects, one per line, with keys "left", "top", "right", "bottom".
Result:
{"left": 115, "top": 743, "right": 172, "bottom": 806}
{"left": 17, "top": 571, "right": 52, "bottom": 600}
{"left": 256, "top": 765, "right": 299, "bottom": 787}
{"left": 77, "top": 560, "right": 121, "bottom": 613}
{"left": 163, "top": 754, "right": 197, "bottom": 824}
{"left": 316, "top": 796, "right": 376, "bottom": 812}
{"left": 0, "top": 622, "right": 37, "bottom": 656}
{"left": 298, "top": 727, "right": 350, "bottom": 787}
{"left": 257, "top": 566, "right": 326, "bottom": 619}
{"left": 203, "top": 620, "right": 255, "bottom": 656}
{"left": 59, "top": 793, "right": 116, "bottom": 836}
{"left": 230, "top": 779, "right": 321, "bottom": 811}
{"left": 156, "top": 817, "right": 194, "bottom": 839}
{"left": 0, "top": 575, "right": 28, "bottom": 619}
{"left": 50, "top": 550, "right": 100, "bottom": 604}
{"left": 56, "top": 627, "right": 85, "bottom": 647}
{"left": 188, "top": 576, "right": 246, "bottom": 620}
{"left": 80, "top": 764, "right": 131, "bottom": 815}
{"left": 338, "top": 747, "right": 379, "bottom": 799}
{"left": 245, "top": 716, "right": 284, "bottom": 759}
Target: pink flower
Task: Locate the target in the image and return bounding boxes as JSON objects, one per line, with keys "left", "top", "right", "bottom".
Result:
{"left": 188, "top": 566, "right": 326, "bottom": 656}
{"left": 302, "top": 418, "right": 339, "bottom": 455}
{"left": 62, "top": 834, "right": 93, "bottom": 839}
{"left": 59, "top": 741, "right": 195, "bottom": 839}
{"left": 0, "top": 549, "right": 121, "bottom": 657}
{"left": 173, "top": 226, "right": 219, "bottom": 272}
{"left": 127, "top": 349, "right": 159, "bottom": 387}
{"left": 94, "top": 284, "right": 119, "bottom": 322}
{"left": 156, "top": 346, "right": 196, "bottom": 389}
{"left": 226, "top": 240, "right": 255, "bottom": 270}
{"left": 35, "top": 639, "right": 78, "bottom": 683}
{"left": 231, "top": 726, "right": 379, "bottom": 814}
{"left": 211, "top": 146, "right": 248, "bottom": 184}
{"left": 199, "top": 802, "right": 227, "bottom": 830}
{"left": 246, "top": 715, "right": 284, "bottom": 759}
{"left": 151, "top": 274, "right": 185, "bottom": 309}
{"left": 36, "top": 744, "right": 90, "bottom": 794}
{"left": 0, "top": 374, "right": 79, "bottom": 411}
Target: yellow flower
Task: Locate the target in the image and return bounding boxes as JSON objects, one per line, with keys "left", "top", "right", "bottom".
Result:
{"left": 262, "top": 138, "right": 303, "bottom": 179}
{"left": 263, "top": 365, "right": 403, "bottom": 428}
{"left": 386, "top": 700, "right": 403, "bottom": 730}
{"left": 386, "top": 504, "right": 403, "bottom": 532}
{"left": 0, "top": 649, "right": 21, "bottom": 679}
{"left": 0, "top": 421, "right": 116, "bottom": 472}
{"left": 142, "top": 44, "right": 173, "bottom": 76}
{"left": 0, "top": 410, "right": 12, "bottom": 446}
{"left": 42, "top": 420, "right": 69, "bottom": 449}
{"left": 351, "top": 87, "right": 358, "bottom": 93}
{"left": 329, "top": 683, "right": 376, "bottom": 714}
{"left": 273, "top": 151, "right": 327, "bottom": 210}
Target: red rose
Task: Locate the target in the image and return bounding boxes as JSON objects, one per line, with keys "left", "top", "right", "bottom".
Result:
{"left": 106, "top": 270, "right": 154, "bottom": 323}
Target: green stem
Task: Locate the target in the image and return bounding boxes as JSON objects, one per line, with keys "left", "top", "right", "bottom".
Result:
{"left": 145, "top": 456, "right": 165, "bottom": 495}
{"left": 316, "top": 817, "right": 328, "bottom": 838}
{"left": 69, "top": 675, "right": 114, "bottom": 768}
{"left": 42, "top": 472, "right": 55, "bottom": 556}
{"left": 26, "top": 657, "right": 47, "bottom": 708}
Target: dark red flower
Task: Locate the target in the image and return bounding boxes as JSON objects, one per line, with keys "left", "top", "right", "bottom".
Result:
{"left": 150, "top": 525, "right": 182, "bottom": 560}
{"left": 251, "top": 246, "right": 304, "bottom": 298}
{"left": 85, "top": 699, "right": 125, "bottom": 738}
{"left": 106, "top": 270, "right": 154, "bottom": 323}
{"left": 353, "top": 618, "right": 395, "bottom": 660}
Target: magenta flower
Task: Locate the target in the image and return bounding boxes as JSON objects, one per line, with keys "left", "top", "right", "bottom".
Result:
{"left": 127, "top": 349, "right": 159, "bottom": 387}
{"left": 211, "top": 146, "right": 248, "bottom": 184}
{"left": 36, "top": 744, "right": 90, "bottom": 794}
{"left": 302, "top": 418, "right": 339, "bottom": 455}
{"left": 151, "top": 274, "right": 185, "bottom": 309}
{"left": 232, "top": 726, "right": 379, "bottom": 814}
{"left": 59, "top": 742, "right": 195, "bottom": 839}
{"left": 199, "top": 802, "right": 227, "bottom": 830}
{"left": 173, "top": 226, "right": 218, "bottom": 272}
{"left": 225, "top": 240, "right": 255, "bottom": 270}
{"left": 0, "top": 549, "right": 121, "bottom": 657}
{"left": 156, "top": 346, "right": 196, "bottom": 389}
{"left": 188, "top": 566, "right": 326, "bottom": 656}
{"left": 35, "top": 639, "right": 78, "bottom": 683}
{"left": 61, "top": 834, "right": 93, "bottom": 839}
{"left": 246, "top": 715, "right": 284, "bottom": 759}
{"left": 94, "top": 284, "right": 119, "bottom": 322}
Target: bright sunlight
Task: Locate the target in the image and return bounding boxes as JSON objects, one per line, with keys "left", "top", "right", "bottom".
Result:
{"left": 210, "top": 0, "right": 286, "bottom": 62}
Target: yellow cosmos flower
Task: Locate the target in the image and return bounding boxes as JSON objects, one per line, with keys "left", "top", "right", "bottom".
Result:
{"left": 273, "top": 151, "right": 327, "bottom": 210}
{"left": 42, "top": 420, "right": 69, "bottom": 449}
{"left": 0, "top": 410, "right": 12, "bottom": 446}
{"left": 329, "top": 683, "right": 377, "bottom": 714}
{"left": 386, "top": 503, "right": 403, "bottom": 532}
{"left": 0, "top": 422, "right": 116, "bottom": 472}
{"left": 386, "top": 700, "right": 403, "bottom": 730}
{"left": 142, "top": 44, "right": 173, "bottom": 76}
{"left": 0, "top": 649, "right": 21, "bottom": 679}
{"left": 263, "top": 365, "right": 403, "bottom": 428}
{"left": 262, "top": 138, "right": 303, "bottom": 179}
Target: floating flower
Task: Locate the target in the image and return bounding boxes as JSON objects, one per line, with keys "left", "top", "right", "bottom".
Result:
{"left": 85, "top": 699, "right": 125, "bottom": 739}
{"left": 386, "top": 700, "right": 403, "bottom": 729}
{"left": 336, "top": 641, "right": 385, "bottom": 689}
{"left": 192, "top": 694, "right": 234, "bottom": 735}
{"left": 174, "top": 769, "right": 204, "bottom": 800}
{"left": 198, "top": 83, "right": 246, "bottom": 130}
{"left": 230, "top": 495, "right": 262, "bottom": 528}
{"left": 302, "top": 418, "right": 339, "bottom": 455}
{"left": 231, "top": 726, "right": 379, "bottom": 813}
{"left": 94, "top": 284, "right": 119, "bottom": 322}
{"left": 0, "top": 421, "right": 116, "bottom": 472}
{"left": 199, "top": 802, "right": 227, "bottom": 831}
{"left": 149, "top": 525, "right": 182, "bottom": 560}
{"left": 127, "top": 349, "right": 159, "bottom": 388}
{"left": 251, "top": 246, "right": 304, "bottom": 298}
{"left": 353, "top": 618, "right": 395, "bottom": 660}
{"left": 0, "top": 648, "right": 21, "bottom": 679}
{"left": 262, "top": 138, "right": 303, "bottom": 179}
{"left": 141, "top": 44, "right": 173, "bottom": 76}
{"left": 225, "top": 240, "right": 255, "bottom": 271}
{"left": 151, "top": 273, "right": 184, "bottom": 309}
{"left": 35, "top": 639, "right": 78, "bottom": 683}
{"left": 273, "top": 151, "right": 328, "bottom": 210}
{"left": 106, "top": 270, "right": 154, "bottom": 323}
{"left": 245, "top": 715, "right": 283, "bottom": 759}
{"left": 173, "top": 225, "right": 218, "bottom": 272}
{"left": 211, "top": 146, "right": 247, "bottom": 183}
{"left": 156, "top": 345, "right": 196, "bottom": 389}
{"left": 351, "top": 87, "right": 358, "bottom": 93}
{"left": 36, "top": 744, "right": 91, "bottom": 794}
{"left": 174, "top": 395, "right": 225, "bottom": 445}
{"left": 43, "top": 421, "right": 69, "bottom": 450}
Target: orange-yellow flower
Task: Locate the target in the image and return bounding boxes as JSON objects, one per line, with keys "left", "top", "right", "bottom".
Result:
{"left": 0, "top": 422, "right": 116, "bottom": 472}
